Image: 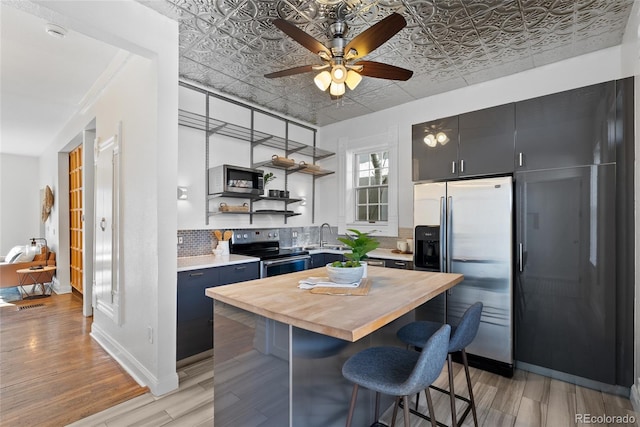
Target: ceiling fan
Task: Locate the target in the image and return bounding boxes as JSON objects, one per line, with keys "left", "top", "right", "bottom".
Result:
{"left": 264, "top": 13, "right": 413, "bottom": 99}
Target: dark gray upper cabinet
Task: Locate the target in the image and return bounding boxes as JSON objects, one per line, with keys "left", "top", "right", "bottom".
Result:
{"left": 412, "top": 115, "right": 458, "bottom": 181}
{"left": 458, "top": 103, "right": 515, "bottom": 176}
{"left": 514, "top": 164, "right": 616, "bottom": 384}
{"left": 515, "top": 81, "right": 616, "bottom": 170}
{"left": 412, "top": 105, "right": 515, "bottom": 181}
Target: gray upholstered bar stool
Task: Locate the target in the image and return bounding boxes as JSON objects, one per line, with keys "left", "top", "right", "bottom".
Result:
{"left": 396, "top": 302, "right": 483, "bottom": 427}
{"left": 341, "top": 324, "right": 451, "bottom": 427}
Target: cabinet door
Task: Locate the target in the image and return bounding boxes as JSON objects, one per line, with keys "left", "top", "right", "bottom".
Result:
{"left": 515, "top": 82, "right": 616, "bottom": 170}
{"left": 324, "top": 253, "right": 345, "bottom": 264}
{"left": 218, "top": 262, "right": 259, "bottom": 285}
{"left": 459, "top": 104, "right": 514, "bottom": 176}
{"left": 177, "top": 268, "right": 219, "bottom": 360}
{"left": 514, "top": 165, "right": 616, "bottom": 384}
{"left": 412, "top": 115, "right": 459, "bottom": 181}
{"left": 310, "top": 254, "right": 324, "bottom": 269}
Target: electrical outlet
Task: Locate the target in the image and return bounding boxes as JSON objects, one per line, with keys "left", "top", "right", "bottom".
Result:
{"left": 148, "top": 326, "right": 153, "bottom": 343}
{"left": 292, "top": 231, "right": 298, "bottom": 238}
{"left": 178, "top": 236, "right": 183, "bottom": 245}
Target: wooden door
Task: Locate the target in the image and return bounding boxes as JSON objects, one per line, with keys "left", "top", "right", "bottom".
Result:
{"left": 69, "top": 145, "right": 83, "bottom": 293}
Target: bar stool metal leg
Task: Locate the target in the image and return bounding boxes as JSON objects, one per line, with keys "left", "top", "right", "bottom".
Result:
{"left": 461, "top": 349, "right": 478, "bottom": 427}
{"left": 346, "top": 384, "right": 359, "bottom": 427}
{"left": 447, "top": 354, "right": 458, "bottom": 427}
{"left": 425, "top": 388, "right": 438, "bottom": 427}
{"left": 402, "top": 395, "right": 411, "bottom": 427}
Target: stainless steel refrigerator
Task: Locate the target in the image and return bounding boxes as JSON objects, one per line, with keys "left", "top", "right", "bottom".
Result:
{"left": 413, "top": 176, "right": 513, "bottom": 374}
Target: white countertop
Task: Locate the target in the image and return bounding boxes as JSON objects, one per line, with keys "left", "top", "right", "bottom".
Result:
{"left": 177, "top": 254, "right": 260, "bottom": 272}
{"left": 177, "top": 248, "right": 412, "bottom": 272}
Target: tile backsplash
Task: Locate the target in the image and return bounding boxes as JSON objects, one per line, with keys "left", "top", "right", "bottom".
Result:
{"left": 177, "top": 227, "right": 414, "bottom": 257}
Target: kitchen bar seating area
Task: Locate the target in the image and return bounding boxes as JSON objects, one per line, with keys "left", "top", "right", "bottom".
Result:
{"left": 207, "top": 266, "right": 464, "bottom": 426}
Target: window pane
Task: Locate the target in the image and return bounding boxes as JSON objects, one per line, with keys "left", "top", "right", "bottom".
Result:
{"left": 368, "top": 206, "right": 379, "bottom": 221}
{"left": 380, "top": 205, "right": 388, "bottom": 221}
{"left": 358, "top": 153, "right": 370, "bottom": 169}
{"left": 357, "top": 206, "right": 367, "bottom": 221}
{"left": 357, "top": 189, "right": 367, "bottom": 204}
{"left": 358, "top": 176, "right": 369, "bottom": 187}
{"left": 380, "top": 188, "right": 388, "bottom": 203}
{"left": 368, "top": 188, "right": 379, "bottom": 203}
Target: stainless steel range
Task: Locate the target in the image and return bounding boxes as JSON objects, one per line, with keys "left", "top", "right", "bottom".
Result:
{"left": 230, "top": 229, "right": 310, "bottom": 278}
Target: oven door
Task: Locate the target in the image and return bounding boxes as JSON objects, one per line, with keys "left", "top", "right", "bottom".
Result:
{"left": 261, "top": 255, "right": 310, "bottom": 278}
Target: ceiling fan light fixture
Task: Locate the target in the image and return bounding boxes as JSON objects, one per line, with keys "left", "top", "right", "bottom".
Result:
{"left": 345, "top": 69, "right": 362, "bottom": 90}
{"left": 314, "top": 71, "right": 332, "bottom": 91}
{"left": 329, "top": 81, "right": 345, "bottom": 97}
{"left": 331, "top": 65, "right": 347, "bottom": 83}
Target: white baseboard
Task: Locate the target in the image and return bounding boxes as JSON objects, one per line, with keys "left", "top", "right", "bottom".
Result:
{"left": 91, "top": 323, "right": 179, "bottom": 396}
{"left": 51, "top": 277, "right": 71, "bottom": 294}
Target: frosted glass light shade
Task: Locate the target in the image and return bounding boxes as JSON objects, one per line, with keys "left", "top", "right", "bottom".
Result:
{"left": 314, "top": 71, "right": 332, "bottom": 91}
{"left": 331, "top": 65, "right": 347, "bottom": 83}
{"left": 345, "top": 70, "right": 362, "bottom": 90}
{"left": 330, "top": 81, "right": 345, "bottom": 96}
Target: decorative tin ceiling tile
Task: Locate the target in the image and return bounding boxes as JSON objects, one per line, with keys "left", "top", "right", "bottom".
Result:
{"left": 139, "top": 0, "right": 635, "bottom": 126}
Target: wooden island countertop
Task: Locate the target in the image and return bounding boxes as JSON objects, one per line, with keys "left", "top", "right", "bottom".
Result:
{"left": 205, "top": 266, "right": 463, "bottom": 342}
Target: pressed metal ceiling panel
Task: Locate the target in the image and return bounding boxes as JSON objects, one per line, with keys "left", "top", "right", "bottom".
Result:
{"left": 138, "top": 0, "right": 634, "bottom": 126}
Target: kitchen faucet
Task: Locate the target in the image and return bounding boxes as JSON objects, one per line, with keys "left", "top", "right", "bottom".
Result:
{"left": 319, "top": 223, "right": 332, "bottom": 248}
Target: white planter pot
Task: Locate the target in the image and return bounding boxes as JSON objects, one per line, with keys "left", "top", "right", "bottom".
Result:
{"left": 325, "top": 262, "right": 365, "bottom": 284}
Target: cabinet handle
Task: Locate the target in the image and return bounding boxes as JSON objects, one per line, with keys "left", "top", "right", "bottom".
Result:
{"left": 451, "top": 161, "right": 456, "bottom": 174}
{"left": 518, "top": 152, "right": 524, "bottom": 167}
{"left": 189, "top": 272, "right": 204, "bottom": 277}
{"left": 394, "top": 262, "right": 406, "bottom": 267}
{"left": 234, "top": 266, "right": 246, "bottom": 271}
{"left": 519, "top": 243, "right": 524, "bottom": 272}
{"left": 460, "top": 159, "right": 465, "bottom": 173}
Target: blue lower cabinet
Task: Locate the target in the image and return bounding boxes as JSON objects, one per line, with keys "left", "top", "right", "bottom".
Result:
{"left": 177, "top": 262, "right": 259, "bottom": 361}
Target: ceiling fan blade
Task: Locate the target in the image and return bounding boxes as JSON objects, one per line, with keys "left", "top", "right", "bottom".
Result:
{"left": 264, "top": 65, "right": 316, "bottom": 79}
{"left": 273, "top": 19, "right": 332, "bottom": 57}
{"left": 356, "top": 61, "right": 413, "bottom": 81}
{"left": 344, "top": 13, "right": 407, "bottom": 59}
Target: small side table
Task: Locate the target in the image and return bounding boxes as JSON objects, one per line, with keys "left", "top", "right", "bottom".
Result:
{"left": 16, "top": 266, "right": 56, "bottom": 299}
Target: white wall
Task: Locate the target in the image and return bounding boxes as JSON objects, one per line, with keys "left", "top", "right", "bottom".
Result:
{"left": 31, "top": 0, "right": 179, "bottom": 396}
{"left": 0, "top": 154, "right": 40, "bottom": 254}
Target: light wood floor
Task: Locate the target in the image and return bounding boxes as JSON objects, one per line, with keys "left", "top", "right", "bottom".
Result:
{"left": 2, "top": 291, "right": 638, "bottom": 427}
{"left": 0, "top": 291, "right": 148, "bottom": 426}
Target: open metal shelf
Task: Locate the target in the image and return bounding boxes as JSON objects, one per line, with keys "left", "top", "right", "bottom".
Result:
{"left": 179, "top": 110, "right": 333, "bottom": 160}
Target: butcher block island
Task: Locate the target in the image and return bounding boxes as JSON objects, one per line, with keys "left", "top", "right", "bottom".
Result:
{"left": 206, "top": 266, "right": 463, "bottom": 427}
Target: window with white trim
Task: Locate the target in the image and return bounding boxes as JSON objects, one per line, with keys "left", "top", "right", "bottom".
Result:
{"left": 337, "top": 126, "right": 398, "bottom": 237}
{"left": 355, "top": 151, "right": 389, "bottom": 222}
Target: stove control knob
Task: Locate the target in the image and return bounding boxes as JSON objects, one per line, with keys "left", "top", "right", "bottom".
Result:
{"left": 243, "top": 234, "right": 248, "bottom": 239}
{"left": 236, "top": 234, "right": 241, "bottom": 239}
{"left": 273, "top": 232, "right": 278, "bottom": 238}
{"left": 267, "top": 233, "right": 273, "bottom": 238}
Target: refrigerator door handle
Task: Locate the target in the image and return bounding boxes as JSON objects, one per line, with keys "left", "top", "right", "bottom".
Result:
{"left": 446, "top": 196, "right": 453, "bottom": 273}
{"left": 519, "top": 243, "right": 524, "bottom": 272}
{"left": 440, "top": 196, "right": 446, "bottom": 272}
{"left": 451, "top": 161, "right": 456, "bottom": 174}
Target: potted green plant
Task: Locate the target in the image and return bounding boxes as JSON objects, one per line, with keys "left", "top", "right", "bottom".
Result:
{"left": 326, "top": 229, "right": 379, "bottom": 284}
